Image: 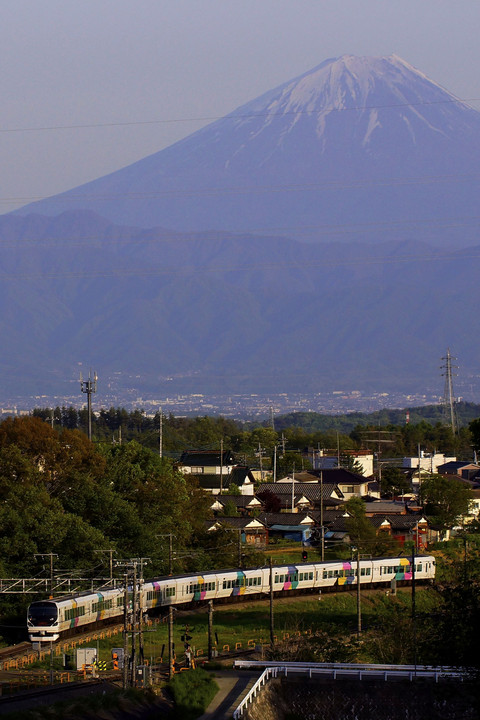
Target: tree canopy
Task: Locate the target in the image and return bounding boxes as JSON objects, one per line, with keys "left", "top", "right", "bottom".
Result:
{"left": 420, "top": 475, "right": 473, "bottom": 530}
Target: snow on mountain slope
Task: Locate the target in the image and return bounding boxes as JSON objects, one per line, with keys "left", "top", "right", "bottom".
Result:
{"left": 13, "top": 55, "right": 480, "bottom": 246}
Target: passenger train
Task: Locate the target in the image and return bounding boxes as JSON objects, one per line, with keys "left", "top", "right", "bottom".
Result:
{"left": 27, "top": 555, "right": 435, "bottom": 642}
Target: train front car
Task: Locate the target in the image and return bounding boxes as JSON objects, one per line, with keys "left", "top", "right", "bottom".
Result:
{"left": 27, "top": 600, "right": 61, "bottom": 642}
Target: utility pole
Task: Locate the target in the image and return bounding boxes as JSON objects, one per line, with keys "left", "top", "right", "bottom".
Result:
{"left": 220, "top": 438, "right": 224, "bottom": 495}
{"left": 159, "top": 407, "right": 163, "bottom": 458}
{"left": 95, "top": 549, "right": 115, "bottom": 581}
{"left": 80, "top": 370, "right": 97, "bottom": 441}
{"left": 168, "top": 606, "right": 174, "bottom": 680}
{"left": 320, "top": 470, "right": 325, "bottom": 562}
{"left": 411, "top": 541, "right": 417, "bottom": 674}
{"left": 138, "top": 558, "right": 147, "bottom": 667}
{"left": 269, "top": 557, "right": 275, "bottom": 646}
{"left": 157, "top": 534, "right": 175, "bottom": 576}
{"left": 270, "top": 406, "right": 275, "bottom": 431}
{"left": 356, "top": 548, "right": 361, "bottom": 638}
{"left": 130, "top": 562, "right": 137, "bottom": 686}
{"left": 258, "top": 443, "right": 264, "bottom": 482}
{"left": 34, "top": 553, "right": 58, "bottom": 597}
{"left": 291, "top": 463, "right": 295, "bottom": 512}
{"left": 208, "top": 600, "right": 214, "bottom": 660}
{"left": 273, "top": 445, "right": 277, "bottom": 483}
{"left": 122, "top": 573, "right": 129, "bottom": 689}
{"left": 238, "top": 530, "right": 242, "bottom": 568}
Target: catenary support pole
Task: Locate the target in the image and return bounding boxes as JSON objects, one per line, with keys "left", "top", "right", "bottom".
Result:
{"left": 269, "top": 557, "right": 275, "bottom": 645}
{"left": 208, "top": 600, "right": 213, "bottom": 660}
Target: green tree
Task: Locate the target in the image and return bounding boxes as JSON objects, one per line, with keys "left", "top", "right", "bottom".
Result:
{"left": 381, "top": 466, "right": 411, "bottom": 497}
{"left": 420, "top": 474, "right": 473, "bottom": 530}
{"left": 344, "top": 497, "right": 377, "bottom": 553}
{"left": 221, "top": 500, "right": 239, "bottom": 517}
{"left": 469, "top": 417, "right": 480, "bottom": 455}
{"left": 337, "top": 453, "right": 364, "bottom": 475}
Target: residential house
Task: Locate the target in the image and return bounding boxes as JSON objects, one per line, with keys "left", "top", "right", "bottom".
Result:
{"left": 403, "top": 452, "right": 456, "bottom": 474}
{"left": 298, "top": 468, "right": 376, "bottom": 500}
{"left": 257, "top": 481, "right": 344, "bottom": 512}
{"left": 179, "top": 450, "right": 255, "bottom": 495}
{"left": 259, "top": 512, "right": 316, "bottom": 543}
{"left": 211, "top": 494, "right": 263, "bottom": 516}
{"left": 307, "top": 449, "right": 374, "bottom": 477}
{"left": 216, "top": 516, "right": 268, "bottom": 547}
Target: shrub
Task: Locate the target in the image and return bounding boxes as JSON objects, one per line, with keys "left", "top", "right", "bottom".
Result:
{"left": 169, "top": 668, "right": 219, "bottom": 719}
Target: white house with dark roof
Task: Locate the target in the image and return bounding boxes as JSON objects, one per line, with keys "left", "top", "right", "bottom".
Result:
{"left": 179, "top": 450, "right": 255, "bottom": 495}
{"left": 210, "top": 494, "right": 263, "bottom": 516}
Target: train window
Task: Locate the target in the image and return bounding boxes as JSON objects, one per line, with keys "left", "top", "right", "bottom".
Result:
{"left": 116, "top": 597, "right": 124, "bottom": 607}
{"left": 366, "top": 568, "right": 371, "bottom": 576}
{"left": 92, "top": 599, "right": 113, "bottom": 613}
{"left": 361, "top": 568, "right": 366, "bottom": 576}
{"left": 323, "top": 571, "right": 327, "bottom": 579}
{"left": 299, "top": 573, "right": 303, "bottom": 581}
{"left": 417, "top": 564, "right": 422, "bottom": 572}
{"left": 309, "top": 572, "right": 313, "bottom": 580}
{"left": 65, "top": 606, "right": 86, "bottom": 621}
{"left": 328, "top": 570, "right": 333, "bottom": 578}
{"left": 166, "top": 587, "right": 176, "bottom": 597}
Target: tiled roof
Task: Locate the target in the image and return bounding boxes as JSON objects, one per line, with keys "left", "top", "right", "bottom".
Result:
{"left": 364, "top": 501, "right": 407, "bottom": 514}
{"left": 217, "top": 517, "right": 267, "bottom": 529}
{"left": 229, "top": 466, "right": 255, "bottom": 484}
{"left": 180, "top": 450, "right": 235, "bottom": 466}
{"left": 259, "top": 512, "right": 316, "bottom": 527}
{"left": 214, "top": 494, "right": 262, "bottom": 507}
{"left": 308, "top": 509, "right": 348, "bottom": 526}
{"left": 197, "top": 469, "right": 253, "bottom": 491}
{"left": 307, "top": 468, "right": 368, "bottom": 484}
{"left": 258, "top": 482, "right": 342, "bottom": 501}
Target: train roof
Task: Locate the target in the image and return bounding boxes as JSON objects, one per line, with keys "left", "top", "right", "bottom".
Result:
{"left": 28, "top": 555, "right": 435, "bottom": 605}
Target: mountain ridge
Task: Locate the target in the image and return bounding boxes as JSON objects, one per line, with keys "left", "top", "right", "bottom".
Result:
{"left": 12, "top": 55, "right": 480, "bottom": 246}
{"left": 0, "top": 210, "right": 478, "bottom": 398}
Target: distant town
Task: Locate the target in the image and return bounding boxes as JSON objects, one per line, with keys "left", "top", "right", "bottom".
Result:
{"left": 0, "top": 383, "right": 448, "bottom": 421}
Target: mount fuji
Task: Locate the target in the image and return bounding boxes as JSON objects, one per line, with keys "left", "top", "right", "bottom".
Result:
{"left": 2, "top": 56, "right": 480, "bottom": 401}
{"left": 15, "top": 55, "right": 480, "bottom": 247}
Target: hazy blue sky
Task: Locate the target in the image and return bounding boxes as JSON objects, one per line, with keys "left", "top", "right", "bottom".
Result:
{"left": 2, "top": 0, "right": 479, "bottom": 212}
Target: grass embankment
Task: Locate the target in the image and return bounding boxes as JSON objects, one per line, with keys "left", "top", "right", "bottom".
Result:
{"left": 37, "top": 585, "right": 438, "bottom": 672}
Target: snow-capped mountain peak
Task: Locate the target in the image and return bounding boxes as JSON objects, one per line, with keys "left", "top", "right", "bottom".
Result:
{"left": 14, "top": 55, "right": 480, "bottom": 245}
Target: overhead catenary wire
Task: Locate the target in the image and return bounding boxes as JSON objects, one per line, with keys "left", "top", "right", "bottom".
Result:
{"left": 0, "top": 94, "right": 478, "bottom": 135}
{"left": 1, "top": 170, "right": 480, "bottom": 207}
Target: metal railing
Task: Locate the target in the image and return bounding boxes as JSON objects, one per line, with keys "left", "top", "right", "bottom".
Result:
{"left": 232, "top": 661, "right": 466, "bottom": 718}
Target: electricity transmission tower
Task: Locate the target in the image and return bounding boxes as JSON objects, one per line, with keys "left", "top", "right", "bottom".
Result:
{"left": 441, "top": 349, "right": 458, "bottom": 435}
